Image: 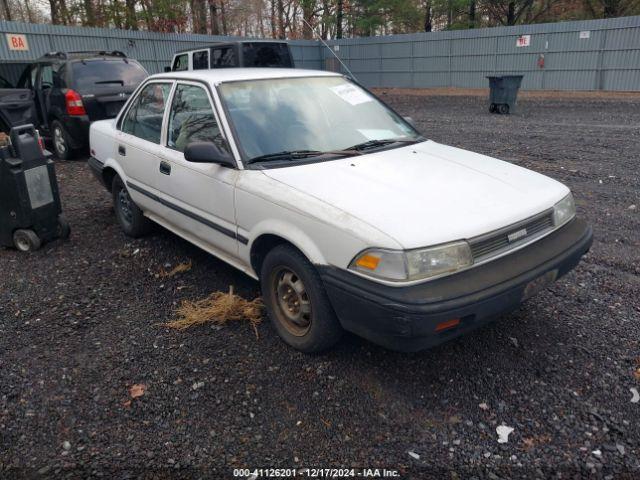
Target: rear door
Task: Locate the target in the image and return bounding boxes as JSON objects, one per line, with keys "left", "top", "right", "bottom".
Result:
{"left": 117, "top": 80, "right": 173, "bottom": 214}
{"left": 71, "top": 59, "right": 148, "bottom": 121}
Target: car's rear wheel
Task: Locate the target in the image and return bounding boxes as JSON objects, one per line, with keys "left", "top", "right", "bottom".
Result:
{"left": 261, "top": 245, "right": 343, "bottom": 353}
{"left": 51, "top": 120, "right": 75, "bottom": 160}
{"left": 111, "top": 175, "right": 152, "bottom": 238}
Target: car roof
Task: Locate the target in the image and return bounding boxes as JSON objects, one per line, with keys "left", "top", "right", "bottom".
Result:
{"left": 149, "top": 68, "right": 341, "bottom": 84}
{"left": 175, "top": 40, "right": 289, "bottom": 54}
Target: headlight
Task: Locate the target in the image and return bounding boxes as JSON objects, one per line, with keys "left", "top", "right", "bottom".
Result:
{"left": 553, "top": 192, "right": 576, "bottom": 227}
{"left": 349, "top": 241, "right": 473, "bottom": 282}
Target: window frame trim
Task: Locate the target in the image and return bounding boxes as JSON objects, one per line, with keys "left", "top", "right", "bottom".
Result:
{"left": 163, "top": 80, "right": 232, "bottom": 161}
{"left": 116, "top": 79, "right": 175, "bottom": 145}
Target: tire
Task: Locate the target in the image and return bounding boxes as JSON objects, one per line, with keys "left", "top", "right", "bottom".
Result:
{"left": 111, "top": 175, "right": 152, "bottom": 238}
{"left": 51, "top": 120, "right": 75, "bottom": 160}
{"left": 498, "top": 104, "right": 510, "bottom": 115}
{"left": 260, "top": 244, "right": 343, "bottom": 353}
{"left": 13, "top": 229, "right": 41, "bottom": 252}
{"left": 56, "top": 215, "right": 71, "bottom": 239}
{"left": 489, "top": 103, "right": 497, "bottom": 113}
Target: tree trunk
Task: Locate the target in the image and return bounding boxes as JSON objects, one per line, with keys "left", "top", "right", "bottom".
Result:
{"left": 209, "top": 0, "right": 220, "bottom": 35}
{"left": 220, "top": 0, "right": 228, "bottom": 35}
{"left": 83, "top": 0, "right": 96, "bottom": 25}
{"left": 336, "top": 0, "right": 343, "bottom": 38}
{"left": 49, "top": 0, "right": 60, "bottom": 24}
{"left": 277, "top": 0, "right": 285, "bottom": 39}
{"left": 424, "top": 0, "right": 432, "bottom": 32}
{"left": 507, "top": 1, "right": 516, "bottom": 25}
{"left": 302, "top": 1, "right": 314, "bottom": 39}
{"left": 125, "top": 0, "right": 137, "bottom": 30}
{"left": 195, "top": 0, "right": 207, "bottom": 33}
{"left": 469, "top": 0, "right": 476, "bottom": 28}
{"left": 2, "top": 0, "right": 12, "bottom": 21}
{"left": 270, "top": 0, "right": 277, "bottom": 38}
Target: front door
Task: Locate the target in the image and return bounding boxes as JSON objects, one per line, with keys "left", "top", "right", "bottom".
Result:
{"left": 155, "top": 81, "right": 239, "bottom": 258}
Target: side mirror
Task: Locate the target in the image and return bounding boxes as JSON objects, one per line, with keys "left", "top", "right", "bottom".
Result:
{"left": 184, "top": 141, "right": 235, "bottom": 168}
{"left": 164, "top": 66, "right": 171, "bottom": 72}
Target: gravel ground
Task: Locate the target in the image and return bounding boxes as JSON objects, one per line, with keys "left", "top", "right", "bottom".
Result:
{"left": 1, "top": 91, "right": 639, "bottom": 479}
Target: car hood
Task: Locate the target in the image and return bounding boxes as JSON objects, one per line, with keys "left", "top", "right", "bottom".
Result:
{"left": 260, "top": 140, "right": 570, "bottom": 249}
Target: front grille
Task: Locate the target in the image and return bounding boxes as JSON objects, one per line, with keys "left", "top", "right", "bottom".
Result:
{"left": 469, "top": 209, "right": 554, "bottom": 261}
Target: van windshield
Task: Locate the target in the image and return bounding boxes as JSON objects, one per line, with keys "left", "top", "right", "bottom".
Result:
{"left": 218, "top": 76, "right": 421, "bottom": 163}
{"left": 72, "top": 59, "right": 148, "bottom": 92}
{"left": 241, "top": 43, "right": 293, "bottom": 68}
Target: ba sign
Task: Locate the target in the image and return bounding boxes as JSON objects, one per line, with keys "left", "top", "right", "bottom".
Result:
{"left": 516, "top": 35, "right": 531, "bottom": 47}
{"left": 6, "top": 34, "right": 29, "bottom": 51}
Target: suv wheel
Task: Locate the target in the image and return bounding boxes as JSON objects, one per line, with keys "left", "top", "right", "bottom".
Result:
{"left": 51, "top": 120, "right": 75, "bottom": 160}
{"left": 112, "top": 175, "right": 152, "bottom": 238}
{"left": 261, "top": 245, "right": 343, "bottom": 353}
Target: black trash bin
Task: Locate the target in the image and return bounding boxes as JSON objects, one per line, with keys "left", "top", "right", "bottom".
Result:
{"left": 487, "top": 75, "right": 524, "bottom": 114}
{"left": 0, "top": 124, "right": 70, "bottom": 251}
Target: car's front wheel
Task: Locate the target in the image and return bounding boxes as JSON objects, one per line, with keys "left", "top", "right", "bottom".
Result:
{"left": 51, "top": 120, "right": 75, "bottom": 160}
{"left": 111, "top": 175, "right": 152, "bottom": 238}
{"left": 261, "top": 244, "right": 343, "bottom": 353}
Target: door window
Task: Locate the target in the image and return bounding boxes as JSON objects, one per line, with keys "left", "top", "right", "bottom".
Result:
{"left": 211, "top": 47, "right": 237, "bottom": 68}
{"left": 166, "top": 83, "right": 227, "bottom": 153}
{"left": 192, "top": 50, "right": 209, "bottom": 70}
{"left": 172, "top": 54, "right": 188, "bottom": 71}
{"left": 121, "top": 82, "right": 172, "bottom": 144}
{"left": 40, "top": 65, "right": 54, "bottom": 89}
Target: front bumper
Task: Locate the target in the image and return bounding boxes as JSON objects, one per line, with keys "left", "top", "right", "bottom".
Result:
{"left": 320, "top": 218, "right": 593, "bottom": 352}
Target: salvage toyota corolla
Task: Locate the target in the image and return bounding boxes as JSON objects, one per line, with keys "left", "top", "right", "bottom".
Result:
{"left": 89, "top": 68, "right": 593, "bottom": 353}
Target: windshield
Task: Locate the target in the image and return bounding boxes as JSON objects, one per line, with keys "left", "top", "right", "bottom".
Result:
{"left": 72, "top": 59, "right": 148, "bottom": 92}
{"left": 218, "top": 76, "right": 421, "bottom": 163}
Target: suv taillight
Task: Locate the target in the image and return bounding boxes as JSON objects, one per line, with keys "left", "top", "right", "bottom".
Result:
{"left": 65, "top": 89, "right": 86, "bottom": 116}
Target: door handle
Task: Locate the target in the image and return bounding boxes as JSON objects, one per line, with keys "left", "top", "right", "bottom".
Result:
{"left": 159, "top": 161, "right": 171, "bottom": 175}
{"left": 118, "top": 145, "right": 126, "bottom": 156}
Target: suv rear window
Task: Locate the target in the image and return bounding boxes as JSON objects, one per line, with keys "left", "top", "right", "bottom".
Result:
{"left": 242, "top": 43, "right": 292, "bottom": 68}
{"left": 71, "top": 59, "right": 147, "bottom": 92}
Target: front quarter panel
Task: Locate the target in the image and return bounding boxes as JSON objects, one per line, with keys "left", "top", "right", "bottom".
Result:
{"left": 235, "top": 170, "right": 402, "bottom": 277}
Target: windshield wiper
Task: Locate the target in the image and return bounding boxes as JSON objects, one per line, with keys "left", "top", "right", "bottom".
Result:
{"left": 246, "top": 150, "right": 324, "bottom": 164}
{"left": 346, "top": 137, "right": 423, "bottom": 151}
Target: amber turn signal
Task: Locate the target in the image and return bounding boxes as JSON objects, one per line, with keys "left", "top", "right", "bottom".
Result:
{"left": 355, "top": 253, "right": 380, "bottom": 270}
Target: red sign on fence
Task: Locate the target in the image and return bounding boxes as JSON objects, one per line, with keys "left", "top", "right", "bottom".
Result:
{"left": 6, "top": 34, "right": 29, "bottom": 51}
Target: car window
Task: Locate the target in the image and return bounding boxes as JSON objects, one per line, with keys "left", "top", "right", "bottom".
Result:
{"left": 172, "top": 54, "right": 188, "bottom": 71}
{"left": 242, "top": 43, "right": 293, "bottom": 68}
{"left": 40, "top": 65, "right": 54, "bottom": 88}
{"left": 121, "top": 82, "right": 172, "bottom": 144}
{"left": 192, "top": 50, "right": 209, "bottom": 70}
{"left": 167, "top": 83, "right": 227, "bottom": 154}
{"left": 0, "top": 75, "right": 12, "bottom": 88}
{"left": 71, "top": 60, "right": 147, "bottom": 93}
{"left": 211, "top": 47, "right": 236, "bottom": 68}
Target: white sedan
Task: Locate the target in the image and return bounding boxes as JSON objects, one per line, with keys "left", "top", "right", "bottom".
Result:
{"left": 89, "top": 68, "right": 592, "bottom": 353}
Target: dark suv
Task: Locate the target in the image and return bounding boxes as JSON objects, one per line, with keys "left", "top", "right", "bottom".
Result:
{"left": 16, "top": 51, "right": 148, "bottom": 159}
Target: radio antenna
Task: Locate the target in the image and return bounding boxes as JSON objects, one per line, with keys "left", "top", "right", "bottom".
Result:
{"left": 300, "top": 18, "right": 356, "bottom": 80}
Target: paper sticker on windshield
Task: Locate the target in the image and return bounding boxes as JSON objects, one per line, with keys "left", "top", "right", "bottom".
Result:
{"left": 330, "top": 84, "right": 373, "bottom": 105}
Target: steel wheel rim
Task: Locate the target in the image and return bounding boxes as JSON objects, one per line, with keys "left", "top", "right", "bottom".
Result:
{"left": 271, "top": 266, "right": 312, "bottom": 337}
{"left": 53, "top": 127, "right": 66, "bottom": 154}
{"left": 118, "top": 188, "right": 133, "bottom": 224}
